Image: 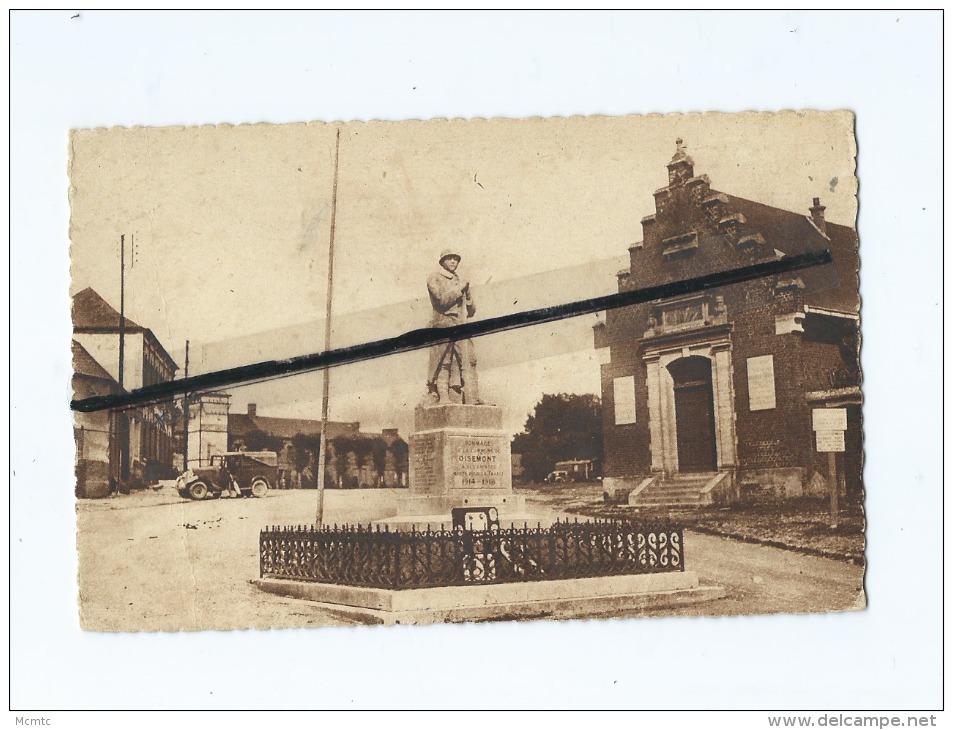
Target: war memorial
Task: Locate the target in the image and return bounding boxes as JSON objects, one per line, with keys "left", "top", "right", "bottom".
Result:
{"left": 254, "top": 249, "right": 723, "bottom": 624}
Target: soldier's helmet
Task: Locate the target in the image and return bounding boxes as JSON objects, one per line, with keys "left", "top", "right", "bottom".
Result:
{"left": 439, "top": 248, "right": 461, "bottom": 263}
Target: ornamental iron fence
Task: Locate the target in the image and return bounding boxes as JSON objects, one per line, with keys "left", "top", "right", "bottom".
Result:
{"left": 260, "top": 518, "right": 683, "bottom": 589}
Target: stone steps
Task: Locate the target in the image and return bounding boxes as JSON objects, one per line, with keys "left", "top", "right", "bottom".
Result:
{"left": 651, "top": 482, "right": 711, "bottom": 492}
{"left": 631, "top": 473, "right": 720, "bottom": 509}
{"left": 635, "top": 497, "right": 706, "bottom": 508}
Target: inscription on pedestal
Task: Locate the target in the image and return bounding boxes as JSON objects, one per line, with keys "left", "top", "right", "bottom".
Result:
{"left": 408, "top": 407, "right": 512, "bottom": 507}
{"left": 410, "top": 432, "right": 440, "bottom": 494}
{"left": 449, "top": 435, "right": 507, "bottom": 490}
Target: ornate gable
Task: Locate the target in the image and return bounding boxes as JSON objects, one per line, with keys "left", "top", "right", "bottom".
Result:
{"left": 638, "top": 140, "right": 776, "bottom": 268}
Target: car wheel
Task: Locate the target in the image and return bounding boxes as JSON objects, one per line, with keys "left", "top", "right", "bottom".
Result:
{"left": 250, "top": 478, "right": 269, "bottom": 498}
{"left": 188, "top": 480, "right": 209, "bottom": 500}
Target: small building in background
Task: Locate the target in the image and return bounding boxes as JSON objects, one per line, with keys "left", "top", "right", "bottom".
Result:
{"left": 186, "top": 392, "right": 231, "bottom": 467}
{"left": 554, "top": 459, "right": 598, "bottom": 482}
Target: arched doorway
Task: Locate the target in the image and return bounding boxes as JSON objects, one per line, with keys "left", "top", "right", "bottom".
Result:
{"left": 668, "top": 356, "right": 718, "bottom": 473}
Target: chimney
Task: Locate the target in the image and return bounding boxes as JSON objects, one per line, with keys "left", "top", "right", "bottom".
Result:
{"left": 247, "top": 403, "right": 257, "bottom": 416}
{"left": 810, "top": 197, "right": 827, "bottom": 234}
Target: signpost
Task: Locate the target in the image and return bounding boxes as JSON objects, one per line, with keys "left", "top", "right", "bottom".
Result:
{"left": 813, "top": 408, "right": 847, "bottom": 528}
{"left": 815, "top": 430, "right": 845, "bottom": 453}
{"left": 812, "top": 408, "right": 847, "bottom": 432}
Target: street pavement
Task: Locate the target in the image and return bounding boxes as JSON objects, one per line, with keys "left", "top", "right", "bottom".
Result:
{"left": 637, "top": 530, "right": 864, "bottom": 618}
{"left": 76, "top": 489, "right": 864, "bottom": 632}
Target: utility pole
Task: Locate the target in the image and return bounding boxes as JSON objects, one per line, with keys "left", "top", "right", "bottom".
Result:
{"left": 316, "top": 128, "right": 341, "bottom": 527}
{"left": 118, "top": 234, "right": 125, "bottom": 390}
{"left": 115, "top": 233, "right": 127, "bottom": 490}
{"left": 182, "top": 340, "right": 190, "bottom": 471}
{"left": 829, "top": 451, "right": 839, "bottom": 529}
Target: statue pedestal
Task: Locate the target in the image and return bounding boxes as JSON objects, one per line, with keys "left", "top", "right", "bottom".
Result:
{"left": 390, "top": 404, "right": 526, "bottom": 526}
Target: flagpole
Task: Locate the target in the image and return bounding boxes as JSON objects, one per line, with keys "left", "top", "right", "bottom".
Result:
{"left": 316, "top": 128, "right": 341, "bottom": 527}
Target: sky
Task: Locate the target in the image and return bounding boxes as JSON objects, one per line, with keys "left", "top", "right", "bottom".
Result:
{"left": 69, "top": 112, "right": 857, "bottom": 436}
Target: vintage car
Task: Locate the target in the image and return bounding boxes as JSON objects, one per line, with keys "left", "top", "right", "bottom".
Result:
{"left": 177, "top": 451, "right": 278, "bottom": 500}
{"left": 544, "top": 470, "right": 570, "bottom": 484}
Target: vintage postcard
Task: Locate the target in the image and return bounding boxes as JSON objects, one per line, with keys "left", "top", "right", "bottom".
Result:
{"left": 70, "top": 112, "right": 863, "bottom": 631}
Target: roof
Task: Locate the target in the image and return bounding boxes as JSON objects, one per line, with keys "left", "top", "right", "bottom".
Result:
{"left": 72, "top": 287, "right": 179, "bottom": 371}
{"left": 624, "top": 190, "right": 858, "bottom": 315}
{"left": 726, "top": 194, "right": 859, "bottom": 314}
{"left": 228, "top": 413, "right": 363, "bottom": 441}
{"left": 71, "top": 340, "right": 118, "bottom": 384}
{"left": 228, "top": 413, "right": 406, "bottom": 445}
{"left": 359, "top": 429, "right": 407, "bottom": 447}
{"left": 72, "top": 287, "right": 142, "bottom": 330}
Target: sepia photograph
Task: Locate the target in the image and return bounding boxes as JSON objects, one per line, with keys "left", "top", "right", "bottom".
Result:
{"left": 11, "top": 8, "right": 942, "bottom": 717}
{"left": 69, "top": 112, "right": 863, "bottom": 630}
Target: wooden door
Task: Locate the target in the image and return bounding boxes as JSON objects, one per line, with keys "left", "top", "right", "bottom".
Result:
{"left": 669, "top": 356, "right": 718, "bottom": 473}
{"left": 674, "top": 385, "right": 717, "bottom": 472}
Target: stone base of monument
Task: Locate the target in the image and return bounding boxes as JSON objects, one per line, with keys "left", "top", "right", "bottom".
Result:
{"left": 253, "top": 572, "right": 725, "bottom": 626}
{"left": 378, "top": 403, "right": 536, "bottom": 530}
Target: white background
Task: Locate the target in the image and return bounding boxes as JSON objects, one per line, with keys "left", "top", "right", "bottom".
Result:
{"left": 9, "top": 10, "right": 943, "bottom": 712}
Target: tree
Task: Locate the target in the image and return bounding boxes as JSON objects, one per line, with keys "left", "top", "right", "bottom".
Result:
{"left": 390, "top": 438, "right": 409, "bottom": 485}
{"left": 290, "top": 433, "right": 322, "bottom": 471}
{"left": 370, "top": 438, "right": 388, "bottom": 485}
{"left": 329, "top": 436, "right": 352, "bottom": 487}
{"left": 511, "top": 393, "right": 602, "bottom": 482}
{"left": 330, "top": 435, "right": 367, "bottom": 488}
{"left": 290, "top": 433, "right": 322, "bottom": 487}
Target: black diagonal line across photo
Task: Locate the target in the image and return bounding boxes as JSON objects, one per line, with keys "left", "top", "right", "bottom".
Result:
{"left": 70, "top": 249, "right": 831, "bottom": 414}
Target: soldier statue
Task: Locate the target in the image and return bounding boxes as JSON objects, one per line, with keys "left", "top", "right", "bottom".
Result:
{"left": 426, "top": 248, "right": 484, "bottom": 405}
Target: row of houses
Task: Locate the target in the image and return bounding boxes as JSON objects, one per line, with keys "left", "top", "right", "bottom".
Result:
{"left": 72, "top": 287, "right": 409, "bottom": 496}
{"left": 72, "top": 288, "right": 178, "bottom": 497}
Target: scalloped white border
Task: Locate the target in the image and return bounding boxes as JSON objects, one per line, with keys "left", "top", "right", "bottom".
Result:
{"left": 10, "top": 9, "right": 942, "bottom": 714}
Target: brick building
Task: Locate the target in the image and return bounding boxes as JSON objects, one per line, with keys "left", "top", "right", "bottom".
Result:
{"left": 593, "top": 142, "right": 861, "bottom": 505}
